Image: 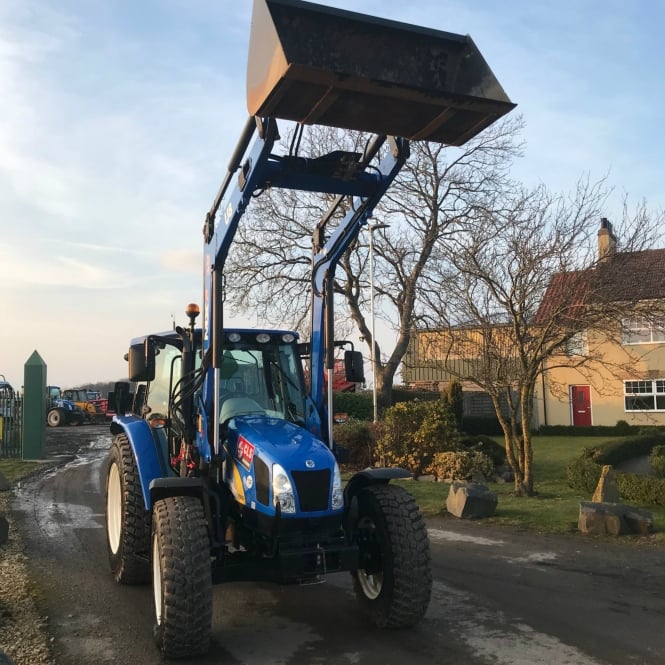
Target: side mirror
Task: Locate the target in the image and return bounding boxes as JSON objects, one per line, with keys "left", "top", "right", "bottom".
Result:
{"left": 344, "top": 350, "right": 364, "bottom": 383}
{"left": 128, "top": 338, "right": 156, "bottom": 382}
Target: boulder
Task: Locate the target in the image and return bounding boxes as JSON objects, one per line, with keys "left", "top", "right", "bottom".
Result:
{"left": 446, "top": 481, "right": 498, "bottom": 519}
{"left": 578, "top": 501, "right": 654, "bottom": 536}
{"left": 0, "top": 471, "right": 10, "bottom": 492}
{"left": 591, "top": 465, "right": 620, "bottom": 503}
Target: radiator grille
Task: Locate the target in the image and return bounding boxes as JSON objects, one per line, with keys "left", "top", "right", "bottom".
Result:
{"left": 254, "top": 456, "right": 270, "bottom": 506}
{"left": 291, "top": 469, "right": 330, "bottom": 512}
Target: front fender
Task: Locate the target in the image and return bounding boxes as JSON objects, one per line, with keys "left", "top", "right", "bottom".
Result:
{"left": 110, "top": 415, "right": 170, "bottom": 510}
{"left": 343, "top": 467, "right": 412, "bottom": 534}
{"left": 343, "top": 467, "right": 412, "bottom": 504}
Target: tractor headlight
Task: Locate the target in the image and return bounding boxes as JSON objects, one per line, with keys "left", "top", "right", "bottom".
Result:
{"left": 332, "top": 462, "right": 343, "bottom": 511}
{"left": 272, "top": 464, "right": 296, "bottom": 513}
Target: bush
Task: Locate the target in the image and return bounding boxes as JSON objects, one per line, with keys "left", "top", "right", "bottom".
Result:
{"left": 650, "top": 445, "right": 665, "bottom": 479}
{"left": 586, "top": 433, "right": 665, "bottom": 466}
{"left": 446, "top": 380, "right": 464, "bottom": 431}
{"left": 376, "top": 399, "right": 459, "bottom": 475}
{"left": 567, "top": 433, "right": 665, "bottom": 503}
{"left": 459, "top": 435, "right": 506, "bottom": 466}
{"left": 616, "top": 472, "right": 665, "bottom": 505}
{"left": 566, "top": 456, "right": 602, "bottom": 493}
{"left": 431, "top": 450, "right": 495, "bottom": 482}
{"left": 332, "top": 418, "right": 375, "bottom": 468}
{"left": 332, "top": 391, "right": 374, "bottom": 421}
{"left": 537, "top": 423, "right": 640, "bottom": 437}
{"left": 461, "top": 416, "right": 504, "bottom": 436}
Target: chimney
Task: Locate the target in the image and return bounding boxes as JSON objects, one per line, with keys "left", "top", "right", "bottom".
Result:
{"left": 598, "top": 217, "right": 617, "bottom": 262}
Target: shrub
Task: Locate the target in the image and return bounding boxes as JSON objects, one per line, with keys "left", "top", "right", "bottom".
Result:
{"left": 446, "top": 380, "right": 464, "bottom": 431}
{"left": 461, "top": 416, "right": 504, "bottom": 436}
{"left": 616, "top": 472, "right": 665, "bottom": 505}
{"left": 614, "top": 419, "right": 633, "bottom": 435}
{"left": 586, "top": 433, "right": 665, "bottom": 466}
{"left": 566, "top": 456, "right": 602, "bottom": 493}
{"left": 459, "top": 435, "right": 506, "bottom": 466}
{"left": 376, "top": 399, "right": 459, "bottom": 475}
{"left": 332, "top": 391, "right": 373, "bottom": 421}
{"left": 332, "top": 418, "right": 375, "bottom": 469}
{"left": 650, "top": 445, "right": 665, "bottom": 479}
{"left": 431, "top": 450, "right": 495, "bottom": 482}
{"left": 567, "top": 433, "right": 665, "bottom": 503}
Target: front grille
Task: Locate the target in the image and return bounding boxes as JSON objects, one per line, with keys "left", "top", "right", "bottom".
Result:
{"left": 291, "top": 469, "right": 331, "bottom": 512}
{"left": 254, "top": 456, "right": 270, "bottom": 506}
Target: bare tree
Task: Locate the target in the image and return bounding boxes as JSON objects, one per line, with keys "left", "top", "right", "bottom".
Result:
{"left": 413, "top": 179, "right": 664, "bottom": 496}
{"left": 224, "top": 117, "right": 525, "bottom": 404}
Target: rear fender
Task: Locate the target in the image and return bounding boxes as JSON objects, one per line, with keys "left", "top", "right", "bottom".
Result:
{"left": 110, "top": 415, "right": 170, "bottom": 510}
{"left": 343, "top": 467, "right": 412, "bottom": 531}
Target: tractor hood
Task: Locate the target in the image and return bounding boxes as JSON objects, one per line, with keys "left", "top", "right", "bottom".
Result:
{"left": 227, "top": 415, "right": 335, "bottom": 471}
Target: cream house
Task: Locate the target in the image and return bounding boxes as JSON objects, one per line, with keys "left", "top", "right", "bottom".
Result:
{"left": 403, "top": 219, "right": 665, "bottom": 427}
{"left": 535, "top": 221, "right": 665, "bottom": 427}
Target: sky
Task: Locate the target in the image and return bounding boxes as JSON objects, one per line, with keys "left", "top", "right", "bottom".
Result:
{"left": 0, "top": 0, "right": 663, "bottom": 389}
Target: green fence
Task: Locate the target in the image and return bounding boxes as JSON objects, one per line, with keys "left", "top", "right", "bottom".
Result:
{"left": 0, "top": 389, "right": 22, "bottom": 458}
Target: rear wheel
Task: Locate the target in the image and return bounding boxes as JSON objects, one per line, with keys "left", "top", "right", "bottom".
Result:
{"left": 352, "top": 484, "right": 431, "bottom": 628}
{"left": 152, "top": 496, "right": 212, "bottom": 659}
{"left": 105, "top": 434, "right": 150, "bottom": 584}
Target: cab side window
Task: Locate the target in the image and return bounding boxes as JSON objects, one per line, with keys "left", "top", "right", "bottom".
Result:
{"left": 146, "top": 345, "right": 182, "bottom": 418}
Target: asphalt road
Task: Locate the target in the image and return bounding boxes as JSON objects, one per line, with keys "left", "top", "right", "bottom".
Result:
{"left": 11, "top": 425, "right": 665, "bottom": 665}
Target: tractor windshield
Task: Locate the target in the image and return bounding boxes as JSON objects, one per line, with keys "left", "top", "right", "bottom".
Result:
{"left": 218, "top": 335, "right": 307, "bottom": 425}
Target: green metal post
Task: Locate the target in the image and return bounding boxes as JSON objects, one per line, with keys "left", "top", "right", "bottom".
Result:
{"left": 22, "top": 350, "right": 47, "bottom": 460}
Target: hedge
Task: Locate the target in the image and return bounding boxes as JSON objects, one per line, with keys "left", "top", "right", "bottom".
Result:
{"left": 537, "top": 422, "right": 639, "bottom": 437}
{"left": 567, "top": 433, "right": 665, "bottom": 505}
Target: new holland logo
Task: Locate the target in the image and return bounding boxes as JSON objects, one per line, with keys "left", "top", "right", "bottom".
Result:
{"left": 305, "top": 459, "right": 315, "bottom": 468}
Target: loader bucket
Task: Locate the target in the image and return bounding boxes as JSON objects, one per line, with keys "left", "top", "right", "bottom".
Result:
{"left": 247, "top": 0, "right": 516, "bottom": 146}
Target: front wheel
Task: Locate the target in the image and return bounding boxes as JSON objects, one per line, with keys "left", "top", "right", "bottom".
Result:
{"left": 152, "top": 496, "right": 212, "bottom": 659}
{"left": 46, "top": 408, "right": 65, "bottom": 427}
{"left": 352, "top": 484, "right": 431, "bottom": 628}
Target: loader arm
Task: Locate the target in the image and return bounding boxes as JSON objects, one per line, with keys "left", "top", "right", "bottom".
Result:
{"left": 198, "top": 0, "right": 516, "bottom": 456}
{"left": 200, "top": 118, "right": 408, "bottom": 452}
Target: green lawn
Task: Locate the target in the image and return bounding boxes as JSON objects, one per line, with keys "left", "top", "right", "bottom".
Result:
{"left": 397, "top": 436, "right": 665, "bottom": 544}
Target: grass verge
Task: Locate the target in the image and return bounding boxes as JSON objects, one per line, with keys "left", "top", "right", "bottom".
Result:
{"left": 0, "top": 459, "right": 43, "bottom": 483}
{"left": 392, "top": 435, "right": 665, "bottom": 545}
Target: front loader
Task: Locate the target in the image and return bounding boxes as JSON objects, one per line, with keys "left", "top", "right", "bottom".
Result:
{"left": 103, "top": 0, "right": 515, "bottom": 658}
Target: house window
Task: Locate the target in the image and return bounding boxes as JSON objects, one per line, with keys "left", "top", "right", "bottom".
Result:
{"left": 622, "top": 318, "right": 665, "bottom": 345}
{"left": 624, "top": 379, "right": 665, "bottom": 411}
{"left": 565, "top": 331, "right": 587, "bottom": 356}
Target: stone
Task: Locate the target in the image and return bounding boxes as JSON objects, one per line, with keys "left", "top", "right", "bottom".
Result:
{"left": 624, "top": 508, "right": 655, "bottom": 535}
{"left": 0, "top": 514, "right": 8, "bottom": 546}
{"left": 0, "top": 471, "right": 10, "bottom": 492}
{"left": 446, "top": 481, "right": 498, "bottom": 519}
{"left": 578, "top": 501, "right": 654, "bottom": 536}
{"left": 591, "top": 465, "right": 620, "bottom": 503}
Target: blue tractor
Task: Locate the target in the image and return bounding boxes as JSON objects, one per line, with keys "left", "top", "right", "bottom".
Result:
{"left": 104, "top": 0, "right": 515, "bottom": 657}
{"left": 46, "top": 385, "right": 85, "bottom": 427}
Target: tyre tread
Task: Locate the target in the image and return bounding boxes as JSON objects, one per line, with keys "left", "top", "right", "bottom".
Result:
{"left": 153, "top": 496, "right": 212, "bottom": 659}
{"left": 354, "top": 483, "right": 431, "bottom": 628}
{"left": 107, "top": 434, "right": 150, "bottom": 584}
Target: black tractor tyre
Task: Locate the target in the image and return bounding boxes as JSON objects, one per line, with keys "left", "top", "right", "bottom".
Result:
{"left": 105, "top": 434, "right": 150, "bottom": 584}
{"left": 46, "top": 408, "right": 65, "bottom": 428}
{"left": 352, "top": 484, "right": 432, "bottom": 628}
{"left": 152, "top": 496, "right": 212, "bottom": 659}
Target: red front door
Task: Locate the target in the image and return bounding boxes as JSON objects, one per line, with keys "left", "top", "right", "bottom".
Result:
{"left": 571, "top": 385, "right": 592, "bottom": 426}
